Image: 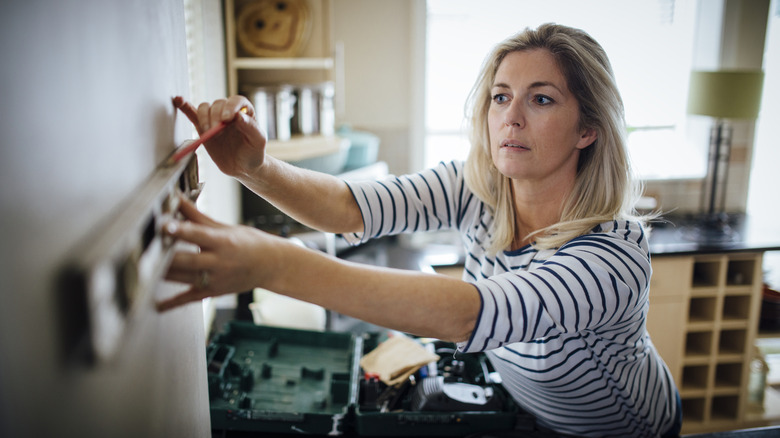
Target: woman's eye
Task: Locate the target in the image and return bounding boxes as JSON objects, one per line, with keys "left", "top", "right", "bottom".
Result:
{"left": 534, "top": 95, "right": 553, "bottom": 105}
{"left": 492, "top": 94, "right": 508, "bottom": 104}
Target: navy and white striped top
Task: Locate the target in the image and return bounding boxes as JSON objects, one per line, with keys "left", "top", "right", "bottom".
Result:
{"left": 344, "top": 160, "right": 678, "bottom": 437}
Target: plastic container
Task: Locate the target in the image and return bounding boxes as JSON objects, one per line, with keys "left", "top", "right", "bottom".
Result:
{"left": 338, "top": 125, "right": 380, "bottom": 171}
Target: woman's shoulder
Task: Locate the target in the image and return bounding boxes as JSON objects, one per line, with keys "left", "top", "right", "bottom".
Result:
{"left": 428, "top": 159, "right": 465, "bottom": 177}
{"left": 591, "top": 219, "right": 646, "bottom": 236}
{"left": 567, "top": 219, "right": 651, "bottom": 257}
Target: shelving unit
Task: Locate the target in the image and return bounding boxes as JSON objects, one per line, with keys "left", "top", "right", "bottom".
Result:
{"left": 648, "top": 252, "right": 766, "bottom": 434}
{"left": 223, "top": 0, "right": 340, "bottom": 164}
{"left": 224, "top": 0, "right": 335, "bottom": 96}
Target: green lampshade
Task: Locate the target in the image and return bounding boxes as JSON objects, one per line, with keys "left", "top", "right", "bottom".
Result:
{"left": 687, "top": 70, "right": 764, "bottom": 119}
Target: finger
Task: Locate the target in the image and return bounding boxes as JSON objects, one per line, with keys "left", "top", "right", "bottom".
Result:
{"left": 177, "top": 197, "right": 223, "bottom": 228}
{"left": 209, "top": 99, "right": 227, "bottom": 131}
{"left": 234, "top": 111, "right": 267, "bottom": 146}
{"left": 163, "top": 266, "right": 200, "bottom": 285}
{"left": 197, "top": 102, "right": 212, "bottom": 132}
{"left": 223, "top": 95, "right": 255, "bottom": 121}
{"left": 156, "top": 287, "right": 212, "bottom": 312}
{"left": 173, "top": 97, "right": 200, "bottom": 129}
{"left": 165, "top": 220, "right": 224, "bottom": 252}
{"left": 165, "top": 249, "right": 217, "bottom": 272}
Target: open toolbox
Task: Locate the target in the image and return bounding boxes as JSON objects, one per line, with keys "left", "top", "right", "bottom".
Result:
{"left": 207, "top": 321, "right": 531, "bottom": 436}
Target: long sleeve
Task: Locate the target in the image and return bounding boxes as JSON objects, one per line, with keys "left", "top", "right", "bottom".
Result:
{"left": 343, "top": 161, "right": 473, "bottom": 244}
{"left": 461, "top": 223, "right": 651, "bottom": 353}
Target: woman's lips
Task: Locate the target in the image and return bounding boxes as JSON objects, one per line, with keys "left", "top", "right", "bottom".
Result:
{"left": 500, "top": 139, "right": 529, "bottom": 150}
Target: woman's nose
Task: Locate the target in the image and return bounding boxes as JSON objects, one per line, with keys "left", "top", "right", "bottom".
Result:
{"left": 504, "top": 100, "right": 525, "bottom": 128}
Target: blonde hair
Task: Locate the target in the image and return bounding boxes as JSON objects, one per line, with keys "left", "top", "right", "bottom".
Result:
{"left": 464, "top": 23, "right": 646, "bottom": 253}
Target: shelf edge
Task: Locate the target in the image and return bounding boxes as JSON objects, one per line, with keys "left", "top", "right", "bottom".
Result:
{"left": 234, "top": 57, "right": 334, "bottom": 70}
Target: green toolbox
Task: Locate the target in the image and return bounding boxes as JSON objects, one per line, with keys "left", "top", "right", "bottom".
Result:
{"left": 207, "top": 321, "right": 531, "bottom": 436}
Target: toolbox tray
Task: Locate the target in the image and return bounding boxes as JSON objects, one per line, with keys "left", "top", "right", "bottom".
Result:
{"left": 207, "top": 321, "right": 361, "bottom": 435}
{"left": 207, "top": 321, "right": 528, "bottom": 436}
{"left": 354, "top": 336, "right": 524, "bottom": 437}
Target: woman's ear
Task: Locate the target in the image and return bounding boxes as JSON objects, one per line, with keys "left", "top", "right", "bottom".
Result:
{"left": 576, "top": 128, "right": 598, "bottom": 150}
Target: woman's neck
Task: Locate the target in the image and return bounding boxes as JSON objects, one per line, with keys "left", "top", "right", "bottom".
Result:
{"left": 509, "top": 178, "right": 572, "bottom": 250}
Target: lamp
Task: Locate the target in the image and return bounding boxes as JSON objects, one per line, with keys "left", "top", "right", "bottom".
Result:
{"left": 685, "top": 70, "right": 764, "bottom": 243}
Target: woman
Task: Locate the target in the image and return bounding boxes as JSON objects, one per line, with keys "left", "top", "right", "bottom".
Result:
{"left": 162, "top": 24, "right": 680, "bottom": 437}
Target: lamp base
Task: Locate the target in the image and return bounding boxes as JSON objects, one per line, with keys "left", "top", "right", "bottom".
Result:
{"left": 679, "top": 213, "right": 739, "bottom": 244}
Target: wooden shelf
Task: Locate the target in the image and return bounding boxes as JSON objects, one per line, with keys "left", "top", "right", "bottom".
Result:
{"left": 265, "top": 135, "right": 348, "bottom": 162}
{"left": 233, "top": 57, "right": 334, "bottom": 70}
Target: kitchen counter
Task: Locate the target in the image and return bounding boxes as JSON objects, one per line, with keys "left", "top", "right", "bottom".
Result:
{"left": 333, "top": 214, "right": 780, "bottom": 273}
{"left": 647, "top": 214, "right": 780, "bottom": 256}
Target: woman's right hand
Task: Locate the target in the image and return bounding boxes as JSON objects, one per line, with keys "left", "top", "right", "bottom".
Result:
{"left": 174, "top": 95, "right": 267, "bottom": 178}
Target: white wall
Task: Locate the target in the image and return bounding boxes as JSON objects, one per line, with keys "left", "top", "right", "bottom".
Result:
{"left": 747, "top": 0, "right": 780, "bottom": 287}
{"left": 643, "top": 0, "right": 769, "bottom": 214}
{"left": 333, "top": 0, "right": 420, "bottom": 174}
{"left": 0, "top": 1, "right": 210, "bottom": 437}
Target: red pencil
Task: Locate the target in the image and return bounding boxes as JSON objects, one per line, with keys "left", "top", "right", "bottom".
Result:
{"left": 167, "top": 106, "right": 248, "bottom": 166}
{"left": 167, "top": 120, "right": 230, "bottom": 165}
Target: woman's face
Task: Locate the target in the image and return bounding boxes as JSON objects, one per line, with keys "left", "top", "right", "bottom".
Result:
{"left": 488, "top": 49, "right": 596, "bottom": 189}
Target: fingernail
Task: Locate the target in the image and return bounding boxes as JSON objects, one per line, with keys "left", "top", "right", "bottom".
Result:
{"left": 165, "top": 221, "right": 179, "bottom": 234}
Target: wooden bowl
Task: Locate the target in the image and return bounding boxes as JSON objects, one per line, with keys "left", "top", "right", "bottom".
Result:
{"left": 237, "top": 0, "right": 311, "bottom": 58}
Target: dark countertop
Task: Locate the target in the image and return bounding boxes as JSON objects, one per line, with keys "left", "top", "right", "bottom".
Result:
{"left": 647, "top": 213, "right": 780, "bottom": 257}
{"left": 332, "top": 214, "right": 780, "bottom": 273}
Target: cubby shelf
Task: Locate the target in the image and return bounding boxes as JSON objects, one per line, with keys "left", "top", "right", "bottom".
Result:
{"left": 647, "top": 253, "right": 764, "bottom": 434}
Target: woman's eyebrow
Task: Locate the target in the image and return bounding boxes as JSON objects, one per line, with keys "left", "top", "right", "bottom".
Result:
{"left": 529, "top": 81, "right": 562, "bottom": 93}
{"left": 491, "top": 81, "right": 564, "bottom": 94}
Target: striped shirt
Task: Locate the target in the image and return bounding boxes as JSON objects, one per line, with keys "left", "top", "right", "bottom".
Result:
{"left": 344, "top": 160, "right": 678, "bottom": 437}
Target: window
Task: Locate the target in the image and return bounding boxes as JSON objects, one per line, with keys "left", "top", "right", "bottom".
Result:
{"left": 424, "top": 0, "right": 702, "bottom": 180}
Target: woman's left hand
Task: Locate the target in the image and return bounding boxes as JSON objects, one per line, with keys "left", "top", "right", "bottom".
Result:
{"left": 157, "top": 197, "right": 281, "bottom": 312}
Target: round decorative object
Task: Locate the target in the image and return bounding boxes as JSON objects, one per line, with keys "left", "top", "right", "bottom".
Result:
{"left": 236, "top": 0, "right": 311, "bottom": 58}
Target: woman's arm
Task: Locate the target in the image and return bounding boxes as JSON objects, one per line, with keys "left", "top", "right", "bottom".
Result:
{"left": 238, "top": 155, "right": 364, "bottom": 234}
{"left": 174, "top": 96, "right": 363, "bottom": 234}
{"left": 160, "top": 198, "right": 480, "bottom": 343}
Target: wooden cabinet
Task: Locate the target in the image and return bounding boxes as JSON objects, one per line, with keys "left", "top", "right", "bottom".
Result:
{"left": 648, "top": 252, "right": 765, "bottom": 434}
{"left": 647, "top": 257, "right": 692, "bottom": 386}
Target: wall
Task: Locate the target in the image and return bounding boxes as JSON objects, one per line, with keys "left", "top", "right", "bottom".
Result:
{"left": 333, "top": 0, "right": 420, "bottom": 175}
{"left": 640, "top": 0, "right": 770, "bottom": 214}
{"left": 331, "top": 0, "right": 771, "bottom": 215}
{"left": 748, "top": 0, "right": 780, "bottom": 287}
{"left": 0, "top": 1, "right": 210, "bottom": 437}
{"left": 185, "top": 0, "right": 240, "bottom": 227}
